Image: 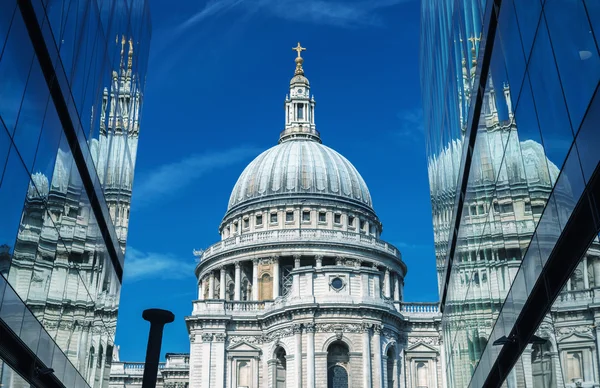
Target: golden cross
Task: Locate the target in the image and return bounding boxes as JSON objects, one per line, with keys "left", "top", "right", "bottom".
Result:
{"left": 292, "top": 42, "right": 306, "bottom": 58}
{"left": 467, "top": 35, "right": 481, "bottom": 46}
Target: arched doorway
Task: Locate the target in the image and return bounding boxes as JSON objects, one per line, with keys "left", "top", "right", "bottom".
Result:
{"left": 387, "top": 346, "right": 396, "bottom": 388}
{"left": 327, "top": 341, "right": 349, "bottom": 388}
{"left": 274, "top": 347, "right": 286, "bottom": 388}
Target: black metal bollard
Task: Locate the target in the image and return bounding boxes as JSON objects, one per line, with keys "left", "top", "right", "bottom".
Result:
{"left": 141, "top": 308, "right": 175, "bottom": 388}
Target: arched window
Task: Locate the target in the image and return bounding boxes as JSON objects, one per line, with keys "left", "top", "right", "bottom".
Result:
{"left": 274, "top": 347, "right": 287, "bottom": 388}
{"left": 89, "top": 346, "right": 95, "bottom": 371}
{"left": 327, "top": 341, "right": 349, "bottom": 388}
{"left": 237, "top": 361, "right": 251, "bottom": 387}
{"left": 260, "top": 273, "right": 273, "bottom": 300}
{"left": 387, "top": 347, "right": 396, "bottom": 388}
{"left": 98, "top": 345, "right": 104, "bottom": 368}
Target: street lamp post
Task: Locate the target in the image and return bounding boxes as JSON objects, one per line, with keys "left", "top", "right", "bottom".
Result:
{"left": 141, "top": 309, "right": 175, "bottom": 388}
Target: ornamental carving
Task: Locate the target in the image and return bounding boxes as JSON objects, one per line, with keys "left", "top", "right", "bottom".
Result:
{"left": 201, "top": 333, "right": 213, "bottom": 342}
{"left": 292, "top": 324, "right": 303, "bottom": 334}
{"left": 373, "top": 324, "right": 383, "bottom": 334}
{"left": 214, "top": 333, "right": 226, "bottom": 342}
{"left": 315, "top": 323, "right": 363, "bottom": 334}
{"left": 189, "top": 333, "right": 196, "bottom": 342}
{"left": 229, "top": 336, "right": 263, "bottom": 345}
{"left": 407, "top": 336, "right": 439, "bottom": 346}
{"left": 557, "top": 325, "right": 594, "bottom": 341}
{"left": 305, "top": 323, "right": 316, "bottom": 333}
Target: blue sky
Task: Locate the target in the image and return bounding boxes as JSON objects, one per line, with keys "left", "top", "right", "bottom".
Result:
{"left": 115, "top": 0, "right": 437, "bottom": 361}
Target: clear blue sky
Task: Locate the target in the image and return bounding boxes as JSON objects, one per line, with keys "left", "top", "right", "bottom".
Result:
{"left": 115, "top": 0, "right": 437, "bottom": 361}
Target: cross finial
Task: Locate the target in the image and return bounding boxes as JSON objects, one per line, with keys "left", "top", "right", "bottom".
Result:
{"left": 293, "top": 42, "right": 306, "bottom": 58}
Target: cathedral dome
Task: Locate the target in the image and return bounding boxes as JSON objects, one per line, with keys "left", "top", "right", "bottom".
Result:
{"left": 227, "top": 140, "right": 372, "bottom": 211}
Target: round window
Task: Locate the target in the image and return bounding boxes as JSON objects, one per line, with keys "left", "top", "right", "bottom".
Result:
{"left": 331, "top": 277, "right": 344, "bottom": 290}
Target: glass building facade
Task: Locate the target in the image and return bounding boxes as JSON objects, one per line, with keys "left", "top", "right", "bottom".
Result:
{"left": 0, "top": 0, "right": 150, "bottom": 387}
{"left": 421, "top": 0, "right": 600, "bottom": 387}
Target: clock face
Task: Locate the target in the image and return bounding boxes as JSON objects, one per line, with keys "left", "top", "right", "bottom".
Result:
{"left": 297, "top": 88, "right": 303, "bottom": 94}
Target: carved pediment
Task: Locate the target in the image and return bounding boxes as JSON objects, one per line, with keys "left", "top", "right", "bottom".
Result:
{"left": 227, "top": 341, "right": 261, "bottom": 352}
{"left": 406, "top": 342, "right": 439, "bottom": 354}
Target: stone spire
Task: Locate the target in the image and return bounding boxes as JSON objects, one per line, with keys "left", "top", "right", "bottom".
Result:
{"left": 279, "top": 42, "right": 321, "bottom": 143}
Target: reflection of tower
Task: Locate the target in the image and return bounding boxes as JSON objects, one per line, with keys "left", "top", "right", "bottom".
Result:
{"left": 5, "top": 35, "right": 143, "bottom": 388}
{"left": 95, "top": 36, "right": 142, "bottom": 252}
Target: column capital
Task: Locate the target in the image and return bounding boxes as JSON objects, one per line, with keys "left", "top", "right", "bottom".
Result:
{"left": 294, "top": 255, "right": 301, "bottom": 268}
{"left": 362, "top": 323, "right": 372, "bottom": 333}
{"left": 315, "top": 254, "right": 323, "bottom": 260}
{"left": 385, "top": 268, "right": 390, "bottom": 274}
{"left": 214, "top": 333, "right": 226, "bottom": 342}
{"left": 293, "top": 324, "right": 303, "bottom": 334}
{"left": 201, "top": 333, "right": 213, "bottom": 342}
{"left": 235, "top": 261, "right": 241, "bottom": 269}
{"left": 373, "top": 324, "right": 383, "bottom": 334}
{"left": 218, "top": 266, "right": 225, "bottom": 272}
{"left": 252, "top": 258, "right": 259, "bottom": 265}
{"left": 209, "top": 271, "right": 215, "bottom": 278}
{"left": 305, "top": 323, "right": 316, "bottom": 333}
{"left": 335, "top": 255, "right": 344, "bottom": 265}
{"left": 271, "top": 255, "right": 280, "bottom": 261}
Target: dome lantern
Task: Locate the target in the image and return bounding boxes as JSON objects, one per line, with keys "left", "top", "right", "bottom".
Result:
{"left": 280, "top": 42, "right": 320, "bottom": 143}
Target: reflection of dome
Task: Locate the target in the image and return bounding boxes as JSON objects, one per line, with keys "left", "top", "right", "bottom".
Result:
{"left": 428, "top": 130, "right": 560, "bottom": 195}
{"left": 27, "top": 172, "right": 49, "bottom": 198}
{"left": 228, "top": 140, "right": 372, "bottom": 211}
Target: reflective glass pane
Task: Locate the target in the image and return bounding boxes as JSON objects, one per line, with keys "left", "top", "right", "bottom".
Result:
{"left": 528, "top": 17, "right": 574, "bottom": 170}
{"left": 513, "top": 0, "right": 543, "bottom": 60}
{"left": 0, "top": 10, "right": 34, "bottom": 135}
{"left": 0, "top": 283, "right": 25, "bottom": 335}
{"left": 545, "top": 0, "right": 600, "bottom": 130}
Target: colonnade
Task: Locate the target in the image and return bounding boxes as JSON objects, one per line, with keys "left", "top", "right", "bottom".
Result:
{"left": 197, "top": 255, "right": 404, "bottom": 303}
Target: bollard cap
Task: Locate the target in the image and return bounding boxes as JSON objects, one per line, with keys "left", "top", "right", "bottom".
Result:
{"left": 142, "top": 308, "right": 175, "bottom": 324}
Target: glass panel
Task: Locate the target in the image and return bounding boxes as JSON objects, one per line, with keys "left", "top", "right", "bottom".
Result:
{"left": 0, "top": 9, "right": 35, "bottom": 136}
{"left": 545, "top": 0, "right": 600, "bottom": 130}
{"left": 528, "top": 17, "right": 574, "bottom": 170}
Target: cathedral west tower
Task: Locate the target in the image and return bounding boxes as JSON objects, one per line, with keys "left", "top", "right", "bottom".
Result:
{"left": 185, "top": 44, "right": 442, "bottom": 388}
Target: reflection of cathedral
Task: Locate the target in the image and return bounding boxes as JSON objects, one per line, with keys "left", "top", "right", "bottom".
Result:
{"left": 4, "top": 37, "right": 142, "bottom": 388}
{"left": 428, "top": 36, "right": 600, "bottom": 387}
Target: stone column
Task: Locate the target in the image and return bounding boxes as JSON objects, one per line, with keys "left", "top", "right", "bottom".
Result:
{"left": 252, "top": 259, "right": 259, "bottom": 301}
{"left": 219, "top": 267, "right": 226, "bottom": 300}
{"left": 294, "top": 324, "right": 303, "bottom": 388}
{"left": 373, "top": 325, "right": 383, "bottom": 388}
{"left": 209, "top": 272, "right": 215, "bottom": 299}
{"left": 306, "top": 323, "right": 316, "bottom": 388}
{"left": 584, "top": 257, "right": 590, "bottom": 289}
{"left": 374, "top": 270, "right": 382, "bottom": 297}
{"left": 362, "top": 273, "right": 370, "bottom": 298}
{"left": 521, "top": 344, "right": 533, "bottom": 388}
{"left": 315, "top": 255, "right": 323, "bottom": 269}
{"left": 294, "top": 255, "right": 301, "bottom": 298}
{"left": 273, "top": 256, "right": 280, "bottom": 299}
{"left": 595, "top": 322, "right": 600, "bottom": 373}
{"left": 234, "top": 262, "right": 241, "bottom": 301}
{"left": 394, "top": 274, "right": 400, "bottom": 301}
{"left": 594, "top": 258, "right": 600, "bottom": 287}
{"left": 439, "top": 336, "right": 447, "bottom": 388}
{"left": 363, "top": 324, "right": 373, "bottom": 388}
{"left": 198, "top": 278, "right": 205, "bottom": 300}
{"left": 384, "top": 270, "right": 391, "bottom": 298}
{"left": 201, "top": 333, "right": 212, "bottom": 388}
{"left": 214, "top": 333, "right": 226, "bottom": 388}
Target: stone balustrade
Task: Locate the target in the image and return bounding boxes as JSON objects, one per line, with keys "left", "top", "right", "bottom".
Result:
{"left": 400, "top": 302, "right": 441, "bottom": 315}
{"left": 196, "top": 228, "right": 400, "bottom": 261}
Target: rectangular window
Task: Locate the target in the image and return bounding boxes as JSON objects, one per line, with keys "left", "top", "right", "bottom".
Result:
{"left": 360, "top": 220, "right": 365, "bottom": 230}
{"left": 470, "top": 205, "right": 477, "bottom": 215}
{"left": 532, "top": 205, "right": 544, "bottom": 215}
{"left": 493, "top": 202, "right": 500, "bottom": 213}
{"left": 302, "top": 211, "right": 310, "bottom": 221}
{"left": 256, "top": 215, "right": 263, "bottom": 225}
{"left": 525, "top": 202, "right": 532, "bottom": 212}
{"left": 270, "top": 213, "right": 278, "bottom": 223}
{"left": 286, "top": 211, "right": 294, "bottom": 222}
{"left": 334, "top": 214, "right": 341, "bottom": 224}
{"left": 243, "top": 219, "right": 249, "bottom": 229}
{"left": 348, "top": 216, "right": 355, "bottom": 226}
{"left": 477, "top": 204, "right": 484, "bottom": 214}
{"left": 319, "top": 212, "right": 326, "bottom": 222}
{"left": 501, "top": 203, "right": 514, "bottom": 213}
{"left": 298, "top": 104, "right": 304, "bottom": 119}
